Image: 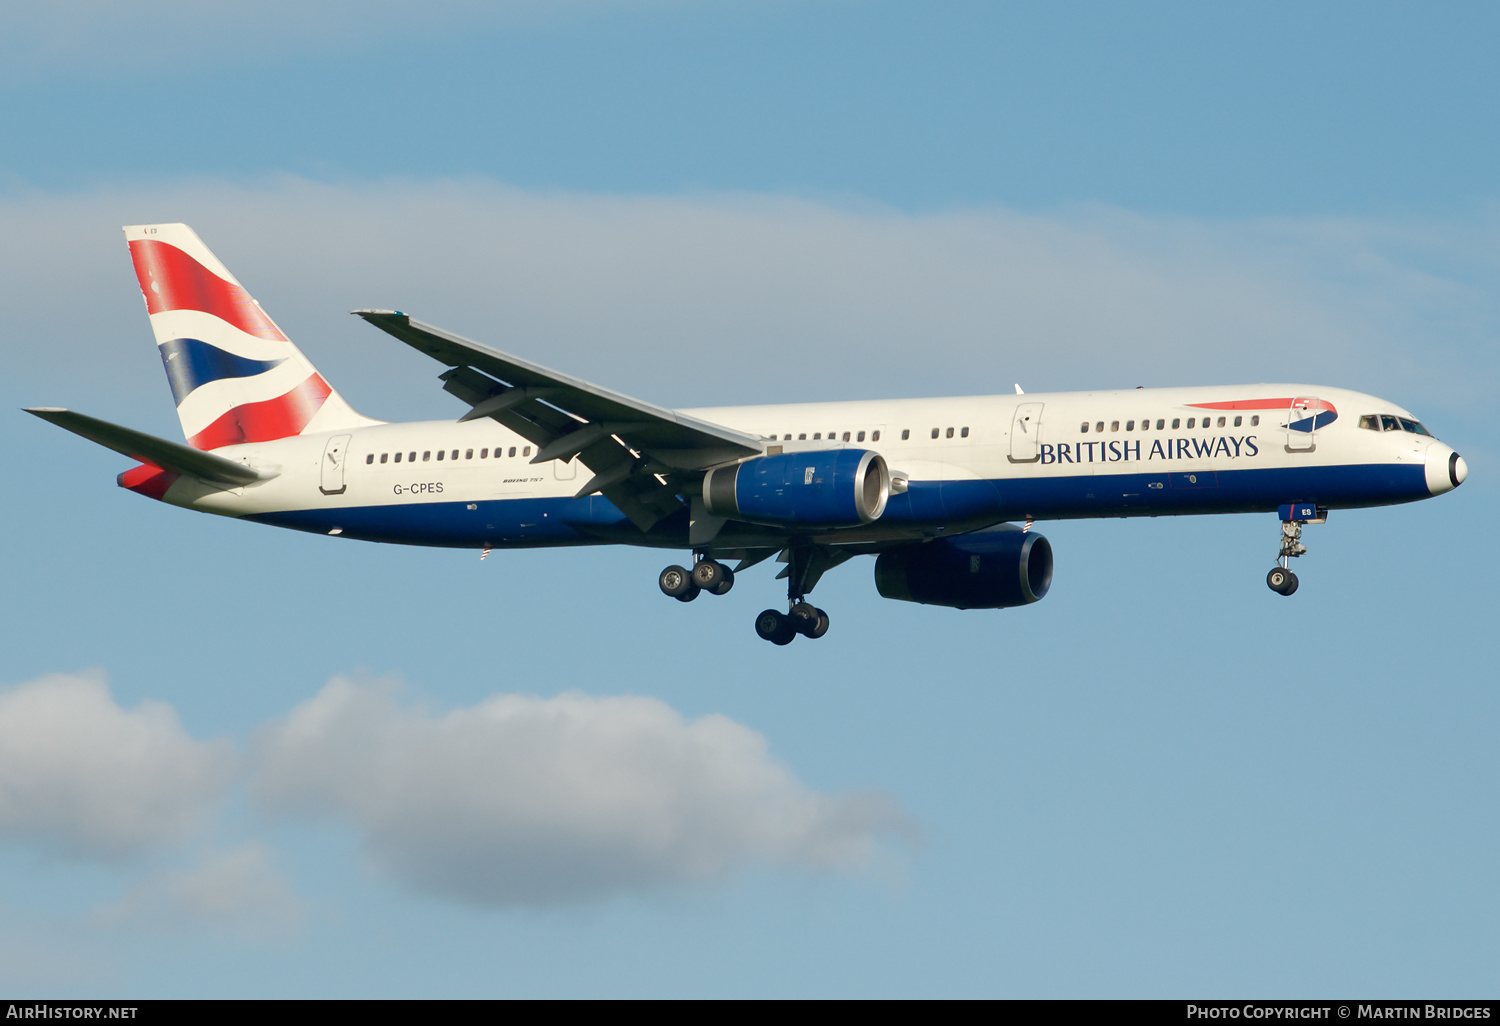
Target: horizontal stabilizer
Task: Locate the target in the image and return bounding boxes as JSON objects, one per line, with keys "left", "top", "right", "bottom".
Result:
{"left": 25, "top": 408, "right": 271, "bottom": 486}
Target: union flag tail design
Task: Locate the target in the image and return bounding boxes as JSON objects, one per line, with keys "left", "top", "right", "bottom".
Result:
{"left": 125, "top": 224, "right": 377, "bottom": 450}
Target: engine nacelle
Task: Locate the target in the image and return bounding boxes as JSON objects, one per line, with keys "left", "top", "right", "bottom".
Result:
{"left": 703, "top": 449, "right": 890, "bottom": 528}
{"left": 874, "top": 528, "right": 1053, "bottom": 609}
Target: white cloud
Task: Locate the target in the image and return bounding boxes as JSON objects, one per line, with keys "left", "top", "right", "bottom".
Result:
{"left": 0, "top": 672, "right": 236, "bottom": 859}
{"left": 254, "top": 676, "right": 911, "bottom": 907}
{"left": 95, "top": 844, "right": 301, "bottom": 937}
{"left": 6, "top": 178, "right": 1496, "bottom": 431}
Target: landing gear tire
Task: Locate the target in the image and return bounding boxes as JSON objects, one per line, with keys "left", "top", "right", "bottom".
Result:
{"left": 693, "top": 560, "right": 728, "bottom": 592}
{"left": 676, "top": 584, "right": 701, "bottom": 602}
{"left": 659, "top": 565, "right": 694, "bottom": 598}
{"left": 787, "top": 603, "right": 829, "bottom": 639}
{"left": 1267, "top": 567, "right": 1299, "bottom": 596}
{"left": 709, "top": 566, "right": 735, "bottom": 596}
{"left": 755, "top": 609, "right": 796, "bottom": 645}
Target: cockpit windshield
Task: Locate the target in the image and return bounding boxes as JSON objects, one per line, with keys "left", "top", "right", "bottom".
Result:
{"left": 1360, "top": 413, "right": 1435, "bottom": 438}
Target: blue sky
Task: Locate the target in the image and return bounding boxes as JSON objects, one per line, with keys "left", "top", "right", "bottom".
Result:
{"left": 2, "top": 1, "right": 1496, "bottom": 997}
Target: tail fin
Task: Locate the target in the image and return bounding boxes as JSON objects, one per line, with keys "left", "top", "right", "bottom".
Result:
{"left": 124, "top": 224, "right": 378, "bottom": 450}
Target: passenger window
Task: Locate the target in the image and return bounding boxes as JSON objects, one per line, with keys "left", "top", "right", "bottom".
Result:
{"left": 522, "top": 446, "right": 531, "bottom": 456}
{"left": 1381, "top": 415, "right": 1399, "bottom": 431}
{"left": 798, "top": 433, "right": 806, "bottom": 440}
{"left": 1081, "top": 422, "right": 1089, "bottom": 433}
{"left": 1171, "top": 418, "right": 1180, "bottom": 429}
{"left": 452, "top": 450, "right": 459, "bottom": 460}
{"left": 409, "top": 452, "right": 417, "bottom": 462}
{"left": 480, "top": 448, "right": 488, "bottom": 458}
{"left": 945, "top": 427, "right": 954, "bottom": 438}
{"left": 1250, "top": 416, "right": 1259, "bottom": 426}
{"left": 394, "top": 452, "right": 402, "bottom": 463}
{"left": 931, "top": 428, "right": 939, "bottom": 439}
{"left": 1095, "top": 422, "right": 1104, "bottom": 432}
{"left": 1111, "top": 421, "right": 1119, "bottom": 431}
{"left": 437, "top": 450, "right": 444, "bottom": 460}
{"left": 509, "top": 446, "right": 517, "bottom": 457}
{"left": 1186, "top": 418, "right": 1195, "bottom": 429}
{"left": 1126, "top": 420, "right": 1134, "bottom": 431}
{"left": 1233, "top": 416, "right": 1242, "bottom": 427}
{"left": 366, "top": 453, "right": 374, "bottom": 464}
{"left": 380, "top": 453, "right": 388, "bottom": 464}
{"left": 872, "top": 430, "right": 881, "bottom": 441}
{"left": 424, "top": 451, "right": 432, "bottom": 461}
{"left": 901, "top": 429, "right": 909, "bottom": 440}
{"left": 1156, "top": 419, "right": 1165, "bottom": 430}
{"left": 960, "top": 427, "right": 969, "bottom": 438}
{"left": 784, "top": 434, "right": 792, "bottom": 441}
{"left": 1216, "top": 417, "right": 1226, "bottom": 428}
{"left": 814, "top": 433, "right": 822, "bottom": 440}
{"left": 466, "top": 449, "right": 473, "bottom": 459}
{"left": 857, "top": 431, "right": 865, "bottom": 442}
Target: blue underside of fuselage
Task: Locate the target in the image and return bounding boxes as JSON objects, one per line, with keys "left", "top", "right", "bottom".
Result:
{"left": 242, "top": 463, "right": 1429, "bottom": 549}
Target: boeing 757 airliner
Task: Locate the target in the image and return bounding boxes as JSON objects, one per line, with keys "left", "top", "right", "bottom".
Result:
{"left": 28, "top": 224, "right": 1468, "bottom": 643}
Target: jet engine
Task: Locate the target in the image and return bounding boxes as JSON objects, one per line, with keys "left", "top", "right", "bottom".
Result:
{"left": 874, "top": 527, "right": 1053, "bottom": 609}
{"left": 703, "top": 449, "right": 890, "bottom": 528}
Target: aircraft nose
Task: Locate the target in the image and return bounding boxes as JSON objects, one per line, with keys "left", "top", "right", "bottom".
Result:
{"left": 1424, "top": 442, "right": 1466, "bottom": 495}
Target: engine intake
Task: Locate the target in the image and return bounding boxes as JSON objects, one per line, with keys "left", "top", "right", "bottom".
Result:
{"left": 703, "top": 449, "right": 890, "bottom": 528}
{"left": 875, "top": 528, "right": 1053, "bottom": 609}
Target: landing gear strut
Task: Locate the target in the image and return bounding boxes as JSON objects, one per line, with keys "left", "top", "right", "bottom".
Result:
{"left": 1267, "top": 503, "right": 1325, "bottom": 596}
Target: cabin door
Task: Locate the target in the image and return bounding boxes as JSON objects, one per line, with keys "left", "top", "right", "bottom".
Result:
{"left": 1008, "top": 403, "right": 1045, "bottom": 463}
{"left": 320, "top": 434, "right": 351, "bottom": 495}
{"left": 1285, "top": 397, "right": 1319, "bottom": 453}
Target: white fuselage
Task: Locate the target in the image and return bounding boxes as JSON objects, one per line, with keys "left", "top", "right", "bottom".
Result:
{"left": 152, "top": 383, "right": 1461, "bottom": 552}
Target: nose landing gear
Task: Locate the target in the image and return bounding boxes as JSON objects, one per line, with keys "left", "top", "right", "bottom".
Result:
{"left": 1267, "top": 503, "right": 1325, "bottom": 596}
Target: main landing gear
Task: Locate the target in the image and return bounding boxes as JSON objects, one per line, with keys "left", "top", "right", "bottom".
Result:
{"left": 658, "top": 544, "right": 837, "bottom": 644}
{"left": 658, "top": 558, "right": 735, "bottom": 602}
{"left": 754, "top": 603, "right": 830, "bottom": 646}
{"left": 1266, "top": 503, "right": 1326, "bottom": 596}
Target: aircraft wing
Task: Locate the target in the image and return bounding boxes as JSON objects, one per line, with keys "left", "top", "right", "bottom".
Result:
{"left": 25, "top": 408, "right": 271, "bottom": 487}
{"left": 354, "top": 310, "right": 764, "bottom": 530}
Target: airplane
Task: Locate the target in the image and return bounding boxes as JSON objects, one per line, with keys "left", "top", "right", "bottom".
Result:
{"left": 28, "top": 224, "right": 1468, "bottom": 644}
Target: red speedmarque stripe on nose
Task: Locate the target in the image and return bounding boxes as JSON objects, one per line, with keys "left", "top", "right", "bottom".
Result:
{"left": 1188, "top": 398, "right": 1337, "bottom": 413}
{"left": 128, "top": 239, "right": 288, "bottom": 342}
{"left": 186, "top": 374, "right": 332, "bottom": 450}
